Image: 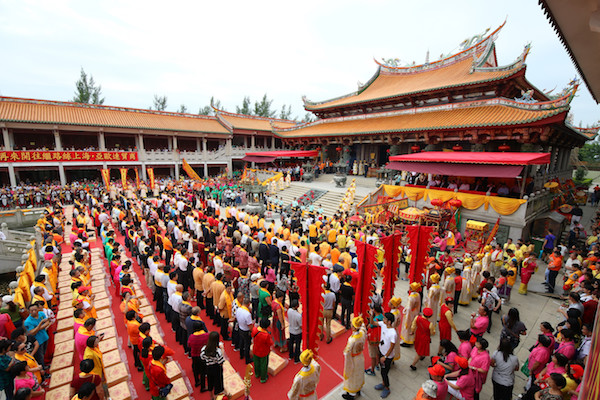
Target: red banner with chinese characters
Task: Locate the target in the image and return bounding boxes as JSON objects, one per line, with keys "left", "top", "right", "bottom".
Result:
{"left": 101, "top": 169, "right": 110, "bottom": 188}
{"left": 0, "top": 151, "right": 138, "bottom": 163}
{"left": 354, "top": 240, "right": 378, "bottom": 319}
{"left": 290, "top": 261, "right": 327, "bottom": 356}
{"left": 120, "top": 168, "right": 128, "bottom": 188}
{"left": 147, "top": 168, "right": 155, "bottom": 190}
{"left": 134, "top": 168, "right": 140, "bottom": 190}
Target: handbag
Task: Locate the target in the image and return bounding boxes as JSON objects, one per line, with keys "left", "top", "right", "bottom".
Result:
{"left": 520, "top": 358, "right": 530, "bottom": 377}
{"left": 159, "top": 383, "right": 173, "bottom": 397}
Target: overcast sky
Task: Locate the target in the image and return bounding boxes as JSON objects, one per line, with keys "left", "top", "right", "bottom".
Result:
{"left": 1, "top": 0, "right": 599, "bottom": 125}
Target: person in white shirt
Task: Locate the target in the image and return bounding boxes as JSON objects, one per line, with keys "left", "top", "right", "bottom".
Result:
{"left": 236, "top": 297, "right": 253, "bottom": 364}
{"left": 322, "top": 254, "right": 333, "bottom": 270}
{"left": 170, "top": 283, "right": 184, "bottom": 336}
{"left": 308, "top": 249, "right": 323, "bottom": 266}
{"left": 376, "top": 313, "right": 397, "bottom": 398}
{"left": 166, "top": 272, "right": 178, "bottom": 322}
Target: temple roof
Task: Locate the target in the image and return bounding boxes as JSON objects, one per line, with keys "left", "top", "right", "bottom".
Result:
{"left": 304, "top": 23, "right": 536, "bottom": 112}
{"left": 0, "top": 97, "right": 230, "bottom": 135}
{"left": 215, "top": 109, "right": 297, "bottom": 132}
{"left": 274, "top": 90, "right": 577, "bottom": 138}
{"left": 571, "top": 125, "right": 600, "bottom": 140}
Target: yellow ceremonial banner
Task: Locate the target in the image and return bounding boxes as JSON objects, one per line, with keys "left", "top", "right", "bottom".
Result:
{"left": 134, "top": 168, "right": 140, "bottom": 189}
{"left": 380, "top": 185, "right": 526, "bottom": 216}
{"left": 147, "top": 168, "right": 155, "bottom": 190}
{"left": 120, "top": 168, "right": 128, "bottom": 188}
{"left": 101, "top": 168, "right": 110, "bottom": 188}
{"left": 182, "top": 158, "right": 202, "bottom": 181}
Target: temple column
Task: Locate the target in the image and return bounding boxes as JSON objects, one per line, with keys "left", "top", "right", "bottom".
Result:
{"left": 98, "top": 131, "right": 106, "bottom": 151}
{"left": 53, "top": 130, "right": 62, "bottom": 151}
{"left": 204, "top": 163, "right": 208, "bottom": 178}
{"left": 137, "top": 134, "right": 147, "bottom": 179}
{"left": 58, "top": 164, "right": 66, "bottom": 186}
{"left": 549, "top": 146, "right": 557, "bottom": 173}
{"left": 2, "top": 128, "right": 11, "bottom": 151}
{"left": 174, "top": 163, "right": 179, "bottom": 180}
{"left": 7, "top": 164, "right": 16, "bottom": 187}
{"left": 251, "top": 134, "right": 255, "bottom": 149}
{"left": 226, "top": 138, "right": 233, "bottom": 178}
{"left": 196, "top": 138, "right": 201, "bottom": 153}
{"left": 244, "top": 136, "right": 248, "bottom": 148}
{"left": 271, "top": 136, "right": 275, "bottom": 150}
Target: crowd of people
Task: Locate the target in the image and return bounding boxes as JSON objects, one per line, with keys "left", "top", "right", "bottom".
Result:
{"left": 0, "top": 174, "right": 596, "bottom": 400}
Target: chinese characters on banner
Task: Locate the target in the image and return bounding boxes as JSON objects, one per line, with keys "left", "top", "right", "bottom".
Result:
{"left": 147, "top": 168, "right": 155, "bottom": 190}
{"left": 120, "top": 168, "right": 128, "bottom": 188}
{"left": 101, "top": 169, "right": 110, "bottom": 188}
{"left": 0, "top": 151, "right": 138, "bottom": 163}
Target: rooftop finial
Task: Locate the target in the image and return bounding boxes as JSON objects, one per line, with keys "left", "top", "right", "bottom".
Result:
{"left": 425, "top": 49, "right": 430, "bottom": 64}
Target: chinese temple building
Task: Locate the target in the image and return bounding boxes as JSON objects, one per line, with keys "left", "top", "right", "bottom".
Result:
{"left": 273, "top": 23, "right": 595, "bottom": 182}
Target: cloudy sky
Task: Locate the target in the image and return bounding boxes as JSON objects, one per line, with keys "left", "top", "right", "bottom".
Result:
{"left": 1, "top": 0, "right": 599, "bottom": 124}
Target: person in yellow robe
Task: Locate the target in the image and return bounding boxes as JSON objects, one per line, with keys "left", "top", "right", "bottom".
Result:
{"left": 342, "top": 317, "right": 367, "bottom": 399}
{"left": 425, "top": 274, "right": 442, "bottom": 321}
{"left": 288, "top": 349, "right": 321, "bottom": 400}
{"left": 83, "top": 335, "right": 104, "bottom": 379}
{"left": 400, "top": 282, "right": 421, "bottom": 345}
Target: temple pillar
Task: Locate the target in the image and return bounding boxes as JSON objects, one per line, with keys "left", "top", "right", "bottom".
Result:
{"left": 58, "top": 164, "right": 66, "bottom": 185}
{"left": 549, "top": 146, "right": 557, "bottom": 172}
{"left": 2, "top": 128, "right": 10, "bottom": 151}
{"left": 226, "top": 138, "right": 233, "bottom": 178}
{"left": 137, "top": 134, "right": 145, "bottom": 161}
{"left": 271, "top": 136, "right": 275, "bottom": 150}
{"left": 251, "top": 134, "right": 255, "bottom": 149}
{"left": 173, "top": 136, "right": 178, "bottom": 151}
{"left": 7, "top": 164, "right": 16, "bottom": 187}
{"left": 98, "top": 131, "right": 106, "bottom": 151}
{"left": 174, "top": 163, "right": 179, "bottom": 180}
{"left": 53, "top": 130, "right": 62, "bottom": 151}
{"left": 196, "top": 138, "right": 201, "bottom": 152}
{"left": 204, "top": 163, "right": 208, "bottom": 178}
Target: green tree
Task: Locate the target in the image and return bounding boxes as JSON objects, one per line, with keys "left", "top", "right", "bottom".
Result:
{"left": 574, "top": 166, "right": 588, "bottom": 181}
{"left": 198, "top": 97, "right": 223, "bottom": 116}
{"left": 151, "top": 95, "right": 168, "bottom": 111}
{"left": 279, "top": 104, "right": 292, "bottom": 120}
{"left": 178, "top": 104, "right": 188, "bottom": 113}
{"left": 302, "top": 113, "right": 315, "bottom": 123}
{"left": 253, "top": 94, "right": 275, "bottom": 117}
{"left": 72, "top": 68, "right": 104, "bottom": 104}
{"left": 578, "top": 142, "right": 600, "bottom": 162}
{"left": 236, "top": 96, "right": 252, "bottom": 115}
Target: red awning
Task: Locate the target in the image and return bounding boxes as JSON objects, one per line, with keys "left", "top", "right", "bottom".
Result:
{"left": 242, "top": 155, "right": 276, "bottom": 163}
{"left": 389, "top": 152, "right": 551, "bottom": 165}
{"left": 387, "top": 161, "right": 524, "bottom": 178}
{"left": 244, "top": 150, "right": 319, "bottom": 158}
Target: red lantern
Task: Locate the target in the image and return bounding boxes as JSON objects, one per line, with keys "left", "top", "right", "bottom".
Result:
{"left": 498, "top": 144, "right": 510, "bottom": 152}
{"left": 336, "top": 147, "right": 342, "bottom": 152}
{"left": 452, "top": 145, "right": 463, "bottom": 151}
{"left": 386, "top": 149, "right": 390, "bottom": 154}
{"left": 411, "top": 145, "right": 421, "bottom": 152}
{"left": 449, "top": 199, "right": 462, "bottom": 208}
{"left": 430, "top": 198, "right": 444, "bottom": 207}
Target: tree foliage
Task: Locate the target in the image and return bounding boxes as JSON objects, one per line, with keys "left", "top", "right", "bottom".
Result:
{"left": 198, "top": 97, "right": 223, "bottom": 116}
{"left": 253, "top": 94, "right": 275, "bottom": 117}
{"left": 279, "top": 104, "right": 292, "bottom": 120}
{"left": 578, "top": 142, "right": 600, "bottom": 162}
{"left": 302, "top": 113, "right": 316, "bottom": 123}
{"left": 72, "top": 68, "right": 104, "bottom": 104}
{"left": 236, "top": 96, "right": 252, "bottom": 115}
{"left": 151, "top": 95, "right": 168, "bottom": 111}
{"left": 178, "top": 104, "right": 188, "bottom": 113}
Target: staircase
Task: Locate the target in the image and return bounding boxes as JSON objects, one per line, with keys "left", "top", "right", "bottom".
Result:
{"left": 312, "top": 191, "right": 345, "bottom": 217}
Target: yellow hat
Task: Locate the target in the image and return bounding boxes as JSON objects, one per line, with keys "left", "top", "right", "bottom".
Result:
{"left": 352, "top": 316, "right": 364, "bottom": 328}
{"left": 445, "top": 267, "right": 455, "bottom": 275}
{"left": 300, "top": 349, "right": 314, "bottom": 366}
{"left": 484, "top": 245, "right": 492, "bottom": 252}
{"left": 476, "top": 253, "right": 484, "bottom": 260}
{"left": 389, "top": 297, "right": 402, "bottom": 308}
{"left": 430, "top": 273, "right": 440, "bottom": 283}
{"left": 410, "top": 282, "right": 421, "bottom": 291}
{"left": 463, "top": 257, "right": 473, "bottom": 265}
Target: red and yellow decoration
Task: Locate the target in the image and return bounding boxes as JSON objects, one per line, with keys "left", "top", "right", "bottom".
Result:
{"left": 0, "top": 150, "right": 138, "bottom": 163}
{"left": 147, "top": 168, "right": 155, "bottom": 190}
{"left": 134, "top": 168, "right": 140, "bottom": 190}
{"left": 120, "top": 168, "right": 128, "bottom": 188}
{"left": 101, "top": 169, "right": 110, "bottom": 188}
{"left": 354, "top": 240, "right": 378, "bottom": 319}
{"left": 182, "top": 158, "right": 202, "bottom": 182}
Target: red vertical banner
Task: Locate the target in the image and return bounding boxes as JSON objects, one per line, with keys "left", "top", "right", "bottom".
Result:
{"left": 147, "top": 168, "right": 155, "bottom": 190}
{"left": 354, "top": 240, "right": 378, "bottom": 319}
{"left": 101, "top": 168, "right": 110, "bottom": 188}
{"left": 134, "top": 168, "right": 140, "bottom": 190}
{"left": 579, "top": 303, "right": 600, "bottom": 399}
{"left": 120, "top": 168, "right": 128, "bottom": 189}
{"left": 290, "top": 261, "right": 327, "bottom": 356}
{"left": 381, "top": 232, "right": 402, "bottom": 308}
{"left": 407, "top": 225, "right": 435, "bottom": 284}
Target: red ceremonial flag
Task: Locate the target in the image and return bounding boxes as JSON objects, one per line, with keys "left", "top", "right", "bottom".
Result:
{"left": 290, "top": 261, "right": 327, "bottom": 355}
{"left": 380, "top": 232, "right": 402, "bottom": 308}
{"left": 407, "top": 225, "right": 435, "bottom": 284}
{"left": 120, "top": 168, "right": 127, "bottom": 189}
{"left": 147, "top": 168, "right": 155, "bottom": 190}
{"left": 354, "top": 240, "right": 378, "bottom": 319}
{"left": 101, "top": 168, "right": 110, "bottom": 188}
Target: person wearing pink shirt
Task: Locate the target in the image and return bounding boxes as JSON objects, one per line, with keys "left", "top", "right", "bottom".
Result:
{"left": 470, "top": 305, "right": 490, "bottom": 340}
{"left": 457, "top": 330, "right": 473, "bottom": 359}
{"left": 468, "top": 338, "right": 491, "bottom": 400}
{"left": 446, "top": 356, "right": 476, "bottom": 400}
{"left": 555, "top": 329, "right": 577, "bottom": 360}
{"left": 526, "top": 335, "right": 552, "bottom": 390}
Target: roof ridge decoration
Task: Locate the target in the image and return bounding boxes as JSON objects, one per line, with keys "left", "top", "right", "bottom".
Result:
{"left": 375, "top": 21, "right": 506, "bottom": 75}
{"left": 0, "top": 96, "right": 219, "bottom": 120}
{"left": 473, "top": 43, "right": 531, "bottom": 73}
{"left": 212, "top": 106, "right": 297, "bottom": 124}
{"left": 214, "top": 110, "right": 234, "bottom": 133}
{"left": 276, "top": 91, "right": 574, "bottom": 134}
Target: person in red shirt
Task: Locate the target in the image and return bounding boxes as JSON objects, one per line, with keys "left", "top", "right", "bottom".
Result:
{"left": 252, "top": 318, "right": 274, "bottom": 383}
{"left": 453, "top": 269, "right": 462, "bottom": 314}
{"left": 187, "top": 322, "right": 209, "bottom": 389}
{"left": 148, "top": 346, "right": 172, "bottom": 400}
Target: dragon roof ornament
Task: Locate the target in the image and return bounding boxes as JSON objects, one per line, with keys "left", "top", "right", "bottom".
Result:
{"left": 375, "top": 21, "right": 505, "bottom": 74}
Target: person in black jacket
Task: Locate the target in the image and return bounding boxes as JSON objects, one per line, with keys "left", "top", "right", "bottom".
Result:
{"left": 269, "top": 239, "right": 280, "bottom": 275}
{"left": 259, "top": 238, "right": 270, "bottom": 274}
{"left": 340, "top": 275, "right": 355, "bottom": 330}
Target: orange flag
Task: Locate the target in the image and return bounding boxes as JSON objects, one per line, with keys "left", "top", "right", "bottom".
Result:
{"left": 101, "top": 169, "right": 110, "bottom": 188}
{"left": 182, "top": 158, "right": 202, "bottom": 181}
{"left": 147, "top": 168, "right": 155, "bottom": 190}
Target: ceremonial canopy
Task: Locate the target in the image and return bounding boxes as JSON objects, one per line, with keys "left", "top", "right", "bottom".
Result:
{"left": 387, "top": 152, "right": 551, "bottom": 178}
{"left": 242, "top": 150, "right": 319, "bottom": 163}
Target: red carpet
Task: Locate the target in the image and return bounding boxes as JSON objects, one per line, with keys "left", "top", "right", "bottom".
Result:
{"left": 95, "top": 228, "right": 355, "bottom": 399}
